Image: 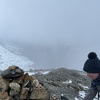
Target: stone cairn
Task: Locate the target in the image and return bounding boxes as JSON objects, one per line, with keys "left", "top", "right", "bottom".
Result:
{"left": 0, "top": 65, "right": 49, "bottom": 100}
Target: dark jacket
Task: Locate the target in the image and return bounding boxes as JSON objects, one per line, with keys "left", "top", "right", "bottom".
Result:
{"left": 83, "top": 74, "right": 100, "bottom": 100}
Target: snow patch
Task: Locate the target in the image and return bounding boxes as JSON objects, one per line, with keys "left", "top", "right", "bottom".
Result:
{"left": 62, "top": 80, "right": 72, "bottom": 84}
{"left": 0, "top": 44, "right": 34, "bottom": 71}
{"left": 28, "top": 71, "right": 50, "bottom": 75}
{"left": 78, "top": 84, "right": 89, "bottom": 89}
{"left": 79, "top": 91, "right": 86, "bottom": 98}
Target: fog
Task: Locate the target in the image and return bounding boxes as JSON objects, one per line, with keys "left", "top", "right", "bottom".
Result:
{"left": 0, "top": 0, "right": 100, "bottom": 70}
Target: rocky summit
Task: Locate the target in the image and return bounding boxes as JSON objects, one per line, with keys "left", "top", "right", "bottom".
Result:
{"left": 33, "top": 68, "right": 90, "bottom": 100}
{"left": 0, "top": 66, "right": 91, "bottom": 100}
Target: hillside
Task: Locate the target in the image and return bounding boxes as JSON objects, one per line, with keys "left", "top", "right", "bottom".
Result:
{"left": 33, "top": 68, "right": 91, "bottom": 100}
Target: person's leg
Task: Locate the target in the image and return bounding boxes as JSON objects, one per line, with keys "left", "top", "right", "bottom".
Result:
{"left": 83, "top": 87, "right": 97, "bottom": 100}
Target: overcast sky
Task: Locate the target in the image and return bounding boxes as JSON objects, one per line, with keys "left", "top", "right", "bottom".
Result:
{"left": 0, "top": 0, "right": 100, "bottom": 70}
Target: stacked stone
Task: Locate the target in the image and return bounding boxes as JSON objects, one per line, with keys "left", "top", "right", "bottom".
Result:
{"left": 0, "top": 65, "right": 49, "bottom": 100}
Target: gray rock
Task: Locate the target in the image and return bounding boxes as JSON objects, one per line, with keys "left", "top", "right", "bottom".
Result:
{"left": 20, "top": 87, "right": 29, "bottom": 99}
{"left": 1, "top": 65, "right": 24, "bottom": 79}
{"left": 0, "top": 75, "right": 10, "bottom": 92}
{"left": 9, "top": 82, "right": 20, "bottom": 96}
{"left": 30, "top": 86, "right": 49, "bottom": 100}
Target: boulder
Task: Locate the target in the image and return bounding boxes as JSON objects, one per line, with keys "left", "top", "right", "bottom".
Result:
{"left": 0, "top": 92, "right": 13, "bottom": 100}
{"left": 20, "top": 87, "right": 30, "bottom": 99}
{"left": 30, "top": 86, "right": 49, "bottom": 100}
{"left": 0, "top": 75, "right": 10, "bottom": 92}
{"left": 9, "top": 82, "right": 21, "bottom": 96}
{"left": 1, "top": 65, "right": 24, "bottom": 79}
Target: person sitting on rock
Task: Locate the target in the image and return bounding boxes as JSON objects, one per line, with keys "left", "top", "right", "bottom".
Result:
{"left": 83, "top": 52, "right": 100, "bottom": 100}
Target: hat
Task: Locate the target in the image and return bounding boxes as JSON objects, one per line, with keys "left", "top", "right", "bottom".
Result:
{"left": 83, "top": 52, "right": 100, "bottom": 73}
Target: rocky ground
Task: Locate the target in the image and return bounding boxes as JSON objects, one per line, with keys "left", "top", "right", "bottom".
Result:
{"left": 0, "top": 67, "right": 91, "bottom": 100}
{"left": 32, "top": 68, "right": 91, "bottom": 100}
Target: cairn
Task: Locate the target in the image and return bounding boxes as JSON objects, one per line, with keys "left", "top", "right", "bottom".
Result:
{"left": 0, "top": 65, "right": 49, "bottom": 100}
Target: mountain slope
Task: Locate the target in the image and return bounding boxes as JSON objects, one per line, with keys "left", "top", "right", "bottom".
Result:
{"left": 33, "top": 68, "right": 91, "bottom": 100}
{"left": 0, "top": 42, "right": 34, "bottom": 71}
